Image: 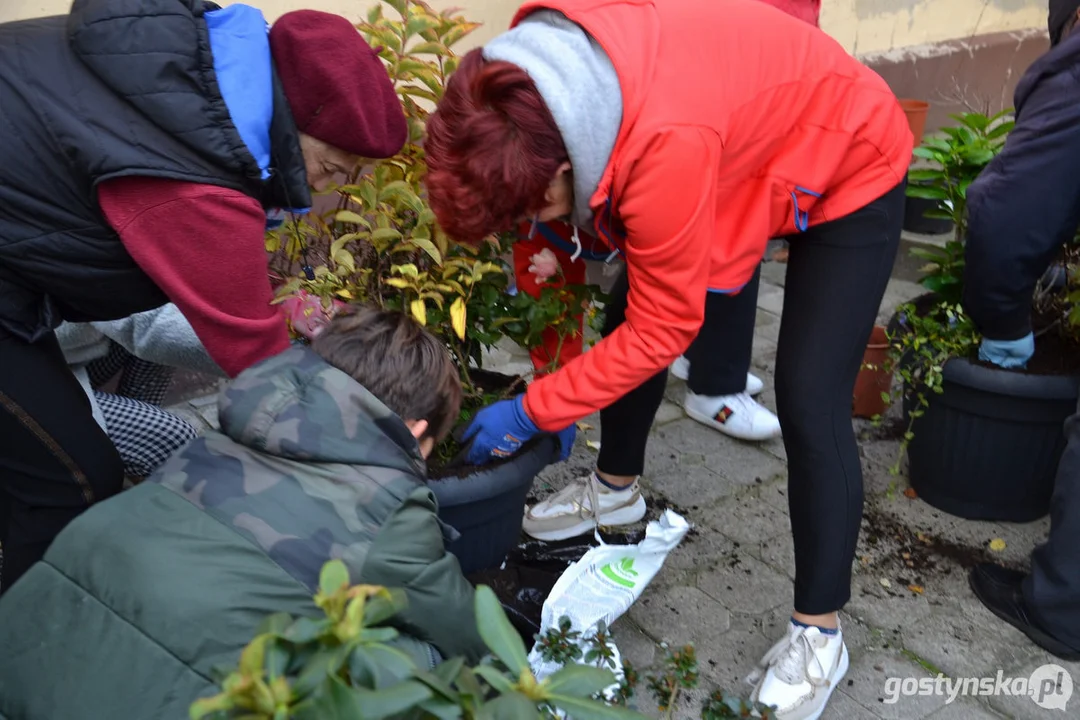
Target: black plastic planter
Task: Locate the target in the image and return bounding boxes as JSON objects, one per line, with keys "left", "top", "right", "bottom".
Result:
{"left": 428, "top": 435, "right": 558, "bottom": 574}
{"left": 903, "top": 358, "right": 1079, "bottom": 522}
{"left": 903, "top": 192, "right": 954, "bottom": 235}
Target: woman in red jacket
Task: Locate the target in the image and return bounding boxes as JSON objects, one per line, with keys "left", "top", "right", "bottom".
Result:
{"left": 424, "top": 0, "right": 909, "bottom": 717}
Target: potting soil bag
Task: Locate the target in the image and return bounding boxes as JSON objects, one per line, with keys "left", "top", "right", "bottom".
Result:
{"left": 527, "top": 510, "right": 690, "bottom": 683}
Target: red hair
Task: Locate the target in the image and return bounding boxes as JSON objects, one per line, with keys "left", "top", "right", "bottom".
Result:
{"left": 423, "top": 49, "right": 569, "bottom": 242}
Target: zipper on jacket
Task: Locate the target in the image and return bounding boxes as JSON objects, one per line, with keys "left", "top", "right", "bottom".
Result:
{"left": 790, "top": 185, "right": 822, "bottom": 232}
{"left": 594, "top": 197, "right": 626, "bottom": 261}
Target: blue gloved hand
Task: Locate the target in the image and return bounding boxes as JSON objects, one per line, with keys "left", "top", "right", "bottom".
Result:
{"left": 978, "top": 333, "right": 1034, "bottom": 369}
{"left": 461, "top": 395, "right": 576, "bottom": 465}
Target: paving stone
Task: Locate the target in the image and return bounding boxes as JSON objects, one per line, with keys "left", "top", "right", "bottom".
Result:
{"left": 654, "top": 399, "right": 686, "bottom": 426}
{"left": 749, "top": 533, "right": 797, "bottom": 582}
{"left": 821, "top": 690, "right": 883, "bottom": 720}
{"left": 760, "top": 258, "right": 787, "bottom": 287}
{"left": 935, "top": 518, "right": 1047, "bottom": 571}
{"left": 662, "top": 527, "right": 737, "bottom": 575}
{"left": 757, "top": 283, "right": 785, "bottom": 317}
{"left": 986, "top": 656, "right": 1080, "bottom": 719}
{"left": 697, "top": 552, "right": 792, "bottom": 615}
{"left": 645, "top": 421, "right": 786, "bottom": 496}
{"left": 753, "top": 309, "right": 782, "bottom": 344}
{"left": 751, "top": 336, "right": 779, "bottom": 373}
{"left": 923, "top": 699, "right": 1006, "bottom": 719}
{"left": 695, "top": 617, "right": 774, "bottom": 691}
{"left": 757, "top": 480, "right": 792, "bottom": 512}
{"left": 703, "top": 490, "right": 791, "bottom": 546}
{"left": 647, "top": 465, "right": 748, "bottom": 509}
{"left": 629, "top": 585, "right": 731, "bottom": 650}
{"left": 898, "top": 603, "right": 1043, "bottom": 681}
{"left": 611, "top": 617, "right": 658, "bottom": 670}
{"left": 843, "top": 649, "right": 948, "bottom": 719}
{"left": 845, "top": 576, "right": 937, "bottom": 630}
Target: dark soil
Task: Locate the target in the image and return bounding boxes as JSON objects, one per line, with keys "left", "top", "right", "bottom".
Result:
{"left": 861, "top": 506, "right": 1024, "bottom": 588}
{"left": 860, "top": 416, "right": 908, "bottom": 441}
{"left": 898, "top": 292, "right": 1080, "bottom": 377}
{"left": 427, "top": 368, "right": 527, "bottom": 480}
{"left": 970, "top": 304, "right": 1080, "bottom": 376}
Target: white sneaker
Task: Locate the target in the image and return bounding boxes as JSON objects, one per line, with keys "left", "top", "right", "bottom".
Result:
{"left": 684, "top": 391, "right": 781, "bottom": 441}
{"left": 747, "top": 621, "right": 849, "bottom": 720}
{"left": 670, "top": 356, "right": 764, "bottom": 396}
{"left": 522, "top": 473, "right": 647, "bottom": 541}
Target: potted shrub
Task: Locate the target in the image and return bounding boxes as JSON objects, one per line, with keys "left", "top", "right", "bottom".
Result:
{"left": 886, "top": 111, "right": 1080, "bottom": 522}
{"left": 266, "top": 0, "right": 604, "bottom": 574}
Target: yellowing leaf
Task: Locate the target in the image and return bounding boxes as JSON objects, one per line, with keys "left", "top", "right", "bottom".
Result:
{"left": 880, "top": 578, "right": 892, "bottom": 589}
{"left": 410, "top": 298, "right": 427, "bottom": 326}
{"left": 576, "top": 422, "right": 593, "bottom": 431}
{"left": 371, "top": 228, "right": 404, "bottom": 244}
{"left": 383, "top": 278, "right": 412, "bottom": 290}
{"left": 335, "top": 210, "right": 366, "bottom": 225}
{"left": 585, "top": 440, "right": 601, "bottom": 451}
{"left": 989, "top": 538, "right": 1007, "bottom": 552}
{"left": 450, "top": 296, "right": 466, "bottom": 340}
{"left": 335, "top": 289, "right": 353, "bottom": 300}
{"left": 907, "top": 584, "right": 924, "bottom": 595}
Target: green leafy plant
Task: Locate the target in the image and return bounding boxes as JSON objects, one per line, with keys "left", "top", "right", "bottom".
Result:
{"left": 879, "top": 111, "right": 1013, "bottom": 468}
{"left": 267, "top": 0, "right": 604, "bottom": 437}
{"left": 884, "top": 302, "right": 980, "bottom": 473}
{"left": 904, "top": 110, "right": 1013, "bottom": 305}
{"left": 192, "top": 561, "right": 775, "bottom": 720}
{"left": 190, "top": 560, "right": 645, "bottom": 720}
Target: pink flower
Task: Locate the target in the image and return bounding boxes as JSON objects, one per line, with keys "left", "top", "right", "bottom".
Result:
{"left": 280, "top": 290, "right": 346, "bottom": 340}
{"left": 527, "top": 248, "right": 560, "bottom": 282}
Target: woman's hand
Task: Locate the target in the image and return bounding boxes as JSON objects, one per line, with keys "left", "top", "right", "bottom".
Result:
{"left": 461, "top": 395, "right": 576, "bottom": 465}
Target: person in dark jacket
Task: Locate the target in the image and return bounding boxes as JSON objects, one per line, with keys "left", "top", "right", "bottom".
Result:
{"left": 0, "top": 306, "right": 486, "bottom": 719}
{"left": 0, "top": 0, "right": 407, "bottom": 592}
{"left": 964, "top": 0, "right": 1080, "bottom": 662}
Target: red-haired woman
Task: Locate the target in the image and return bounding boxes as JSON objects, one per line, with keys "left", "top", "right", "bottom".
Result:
{"left": 425, "top": 1, "right": 910, "bottom": 717}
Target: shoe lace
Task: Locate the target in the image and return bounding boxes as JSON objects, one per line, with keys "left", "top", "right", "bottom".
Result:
{"left": 745, "top": 627, "right": 828, "bottom": 688}
{"left": 544, "top": 474, "right": 602, "bottom": 521}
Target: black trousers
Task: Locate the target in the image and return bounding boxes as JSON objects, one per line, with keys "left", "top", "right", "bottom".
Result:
{"left": 1024, "top": 396, "right": 1080, "bottom": 650}
{"left": 0, "top": 332, "right": 124, "bottom": 591}
{"left": 597, "top": 262, "right": 761, "bottom": 477}
{"left": 598, "top": 181, "right": 904, "bottom": 614}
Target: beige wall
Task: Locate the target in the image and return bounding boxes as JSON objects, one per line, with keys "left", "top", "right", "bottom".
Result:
{"left": 0, "top": 0, "right": 1050, "bottom": 55}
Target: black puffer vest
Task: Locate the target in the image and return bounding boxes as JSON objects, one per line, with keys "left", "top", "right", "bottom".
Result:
{"left": 0, "top": 0, "right": 311, "bottom": 342}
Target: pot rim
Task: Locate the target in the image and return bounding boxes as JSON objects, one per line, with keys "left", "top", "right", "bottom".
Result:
{"left": 942, "top": 356, "right": 1080, "bottom": 400}
{"left": 426, "top": 434, "right": 558, "bottom": 505}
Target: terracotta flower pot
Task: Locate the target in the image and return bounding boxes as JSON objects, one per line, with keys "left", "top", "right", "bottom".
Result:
{"left": 852, "top": 325, "right": 893, "bottom": 418}
{"left": 899, "top": 98, "right": 930, "bottom": 144}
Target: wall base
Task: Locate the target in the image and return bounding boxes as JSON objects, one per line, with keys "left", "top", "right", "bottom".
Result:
{"left": 862, "top": 28, "right": 1048, "bottom": 134}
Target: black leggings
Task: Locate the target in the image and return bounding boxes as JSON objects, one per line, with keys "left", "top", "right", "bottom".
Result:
{"left": 0, "top": 332, "right": 124, "bottom": 591}
{"left": 597, "top": 261, "right": 762, "bottom": 477}
{"left": 599, "top": 181, "right": 905, "bottom": 614}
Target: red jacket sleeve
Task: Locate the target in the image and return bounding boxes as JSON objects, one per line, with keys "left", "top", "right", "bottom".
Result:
{"left": 96, "top": 177, "right": 290, "bottom": 377}
{"left": 524, "top": 128, "right": 720, "bottom": 430}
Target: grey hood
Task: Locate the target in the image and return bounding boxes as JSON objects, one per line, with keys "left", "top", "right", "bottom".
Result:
{"left": 483, "top": 10, "right": 623, "bottom": 228}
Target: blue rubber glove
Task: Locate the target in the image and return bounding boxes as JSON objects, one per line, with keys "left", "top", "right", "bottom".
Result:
{"left": 461, "top": 395, "right": 576, "bottom": 465}
{"left": 978, "top": 333, "right": 1034, "bottom": 369}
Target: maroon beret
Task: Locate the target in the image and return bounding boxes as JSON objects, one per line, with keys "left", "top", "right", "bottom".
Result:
{"left": 269, "top": 10, "right": 407, "bottom": 158}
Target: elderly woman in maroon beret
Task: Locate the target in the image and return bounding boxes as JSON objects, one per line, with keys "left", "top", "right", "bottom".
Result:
{"left": 0, "top": 0, "right": 407, "bottom": 591}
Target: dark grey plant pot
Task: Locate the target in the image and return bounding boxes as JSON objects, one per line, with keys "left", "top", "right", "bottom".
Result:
{"left": 903, "top": 194, "right": 955, "bottom": 235}
{"left": 428, "top": 435, "right": 558, "bottom": 574}
{"left": 901, "top": 356, "right": 1079, "bottom": 523}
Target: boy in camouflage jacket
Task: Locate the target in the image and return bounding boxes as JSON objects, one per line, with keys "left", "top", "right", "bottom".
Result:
{"left": 0, "top": 307, "right": 485, "bottom": 720}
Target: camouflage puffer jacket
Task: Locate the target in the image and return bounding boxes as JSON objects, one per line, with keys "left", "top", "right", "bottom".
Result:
{"left": 0, "top": 347, "right": 485, "bottom": 720}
